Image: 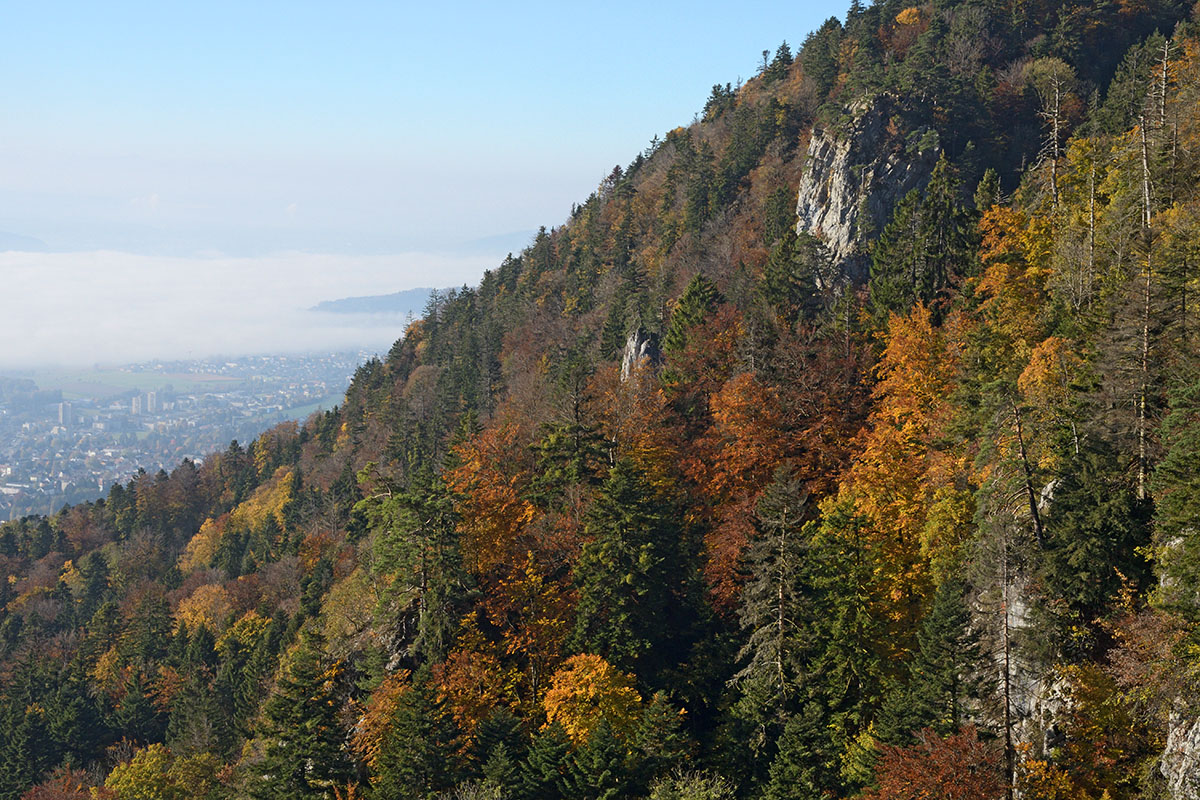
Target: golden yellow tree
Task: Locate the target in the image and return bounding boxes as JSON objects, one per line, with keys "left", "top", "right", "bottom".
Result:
{"left": 542, "top": 654, "right": 642, "bottom": 745}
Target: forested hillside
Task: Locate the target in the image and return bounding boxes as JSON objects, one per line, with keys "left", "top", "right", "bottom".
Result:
{"left": 4, "top": 2, "right": 1200, "bottom": 798}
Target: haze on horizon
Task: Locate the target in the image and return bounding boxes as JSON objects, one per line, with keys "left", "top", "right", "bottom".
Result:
{"left": 0, "top": 0, "right": 845, "bottom": 368}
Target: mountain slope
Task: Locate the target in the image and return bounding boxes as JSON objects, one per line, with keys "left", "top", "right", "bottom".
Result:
{"left": 3, "top": 2, "right": 1200, "bottom": 799}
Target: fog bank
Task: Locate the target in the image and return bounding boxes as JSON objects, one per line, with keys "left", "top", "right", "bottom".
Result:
{"left": 0, "top": 249, "right": 495, "bottom": 368}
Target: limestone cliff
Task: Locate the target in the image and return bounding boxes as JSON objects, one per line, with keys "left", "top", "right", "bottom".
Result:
{"left": 795, "top": 94, "right": 941, "bottom": 282}
{"left": 1163, "top": 711, "right": 1200, "bottom": 797}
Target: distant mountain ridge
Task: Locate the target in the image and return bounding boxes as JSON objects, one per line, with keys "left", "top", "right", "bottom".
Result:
{"left": 311, "top": 286, "right": 439, "bottom": 315}
{"left": 0, "top": 230, "right": 49, "bottom": 251}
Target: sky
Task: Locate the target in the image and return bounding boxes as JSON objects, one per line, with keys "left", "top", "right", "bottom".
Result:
{"left": 0, "top": 0, "right": 847, "bottom": 367}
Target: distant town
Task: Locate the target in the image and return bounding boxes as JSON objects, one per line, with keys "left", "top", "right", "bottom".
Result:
{"left": 0, "top": 352, "right": 376, "bottom": 519}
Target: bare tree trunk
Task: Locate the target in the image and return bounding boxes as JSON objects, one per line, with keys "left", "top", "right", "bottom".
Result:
{"left": 776, "top": 510, "right": 787, "bottom": 700}
{"left": 1050, "top": 79, "right": 1061, "bottom": 207}
{"left": 1159, "top": 39, "right": 1171, "bottom": 133}
{"left": 1138, "top": 121, "right": 1153, "bottom": 501}
{"left": 1088, "top": 160, "right": 1096, "bottom": 306}
{"left": 1011, "top": 399, "right": 1045, "bottom": 546}
{"left": 1002, "top": 537, "right": 1014, "bottom": 800}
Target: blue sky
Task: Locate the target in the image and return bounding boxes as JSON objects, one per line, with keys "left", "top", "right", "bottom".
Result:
{"left": 0, "top": 0, "right": 847, "bottom": 365}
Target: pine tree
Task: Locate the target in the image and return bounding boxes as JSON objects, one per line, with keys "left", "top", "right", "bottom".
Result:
{"left": 800, "top": 17, "right": 843, "bottom": 99}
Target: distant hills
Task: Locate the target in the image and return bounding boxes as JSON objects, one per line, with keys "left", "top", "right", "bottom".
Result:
{"left": 0, "top": 230, "right": 49, "bottom": 251}
{"left": 311, "top": 286, "right": 439, "bottom": 316}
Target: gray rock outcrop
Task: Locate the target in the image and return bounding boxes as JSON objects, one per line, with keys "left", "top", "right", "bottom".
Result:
{"left": 621, "top": 328, "right": 660, "bottom": 381}
{"left": 795, "top": 94, "right": 941, "bottom": 282}
{"left": 1163, "top": 713, "right": 1200, "bottom": 799}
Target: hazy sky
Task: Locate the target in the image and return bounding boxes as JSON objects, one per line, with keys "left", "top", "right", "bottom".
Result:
{"left": 0, "top": 0, "right": 846, "bottom": 367}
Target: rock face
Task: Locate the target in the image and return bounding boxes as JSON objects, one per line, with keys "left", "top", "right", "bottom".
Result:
{"left": 795, "top": 94, "right": 941, "bottom": 281}
{"left": 1163, "top": 713, "right": 1200, "bottom": 799}
{"left": 620, "top": 328, "right": 660, "bottom": 381}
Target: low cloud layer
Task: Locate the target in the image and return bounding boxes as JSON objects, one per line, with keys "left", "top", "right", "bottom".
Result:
{"left": 0, "top": 249, "right": 497, "bottom": 368}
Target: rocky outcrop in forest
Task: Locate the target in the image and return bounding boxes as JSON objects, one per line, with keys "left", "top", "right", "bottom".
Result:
{"left": 795, "top": 93, "right": 940, "bottom": 280}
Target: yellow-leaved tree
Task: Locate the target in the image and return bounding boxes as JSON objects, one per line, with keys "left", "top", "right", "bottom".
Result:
{"left": 542, "top": 654, "right": 642, "bottom": 745}
{"left": 838, "top": 304, "right": 969, "bottom": 635}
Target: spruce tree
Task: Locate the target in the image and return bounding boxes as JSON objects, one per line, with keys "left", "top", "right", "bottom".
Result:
{"left": 570, "top": 458, "right": 685, "bottom": 677}
{"left": 630, "top": 693, "right": 694, "bottom": 794}
{"left": 759, "top": 230, "right": 829, "bottom": 329}
{"left": 1038, "top": 441, "right": 1151, "bottom": 657}
{"left": 870, "top": 156, "right": 975, "bottom": 319}
{"left": 250, "top": 629, "right": 351, "bottom": 799}
{"left": 1152, "top": 375, "right": 1200, "bottom": 618}
{"left": 114, "top": 671, "right": 164, "bottom": 745}
{"left": 877, "top": 575, "right": 983, "bottom": 744}
{"left": 519, "top": 722, "right": 571, "bottom": 800}
{"left": 732, "top": 467, "right": 811, "bottom": 729}
{"left": 372, "top": 673, "right": 457, "bottom": 799}
{"left": 760, "top": 703, "right": 841, "bottom": 800}
{"left": 561, "top": 721, "right": 630, "bottom": 800}
{"left": 663, "top": 275, "right": 720, "bottom": 357}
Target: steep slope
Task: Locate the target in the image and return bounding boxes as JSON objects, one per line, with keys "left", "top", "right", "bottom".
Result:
{"left": 3, "top": 2, "right": 1200, "bottom": 799}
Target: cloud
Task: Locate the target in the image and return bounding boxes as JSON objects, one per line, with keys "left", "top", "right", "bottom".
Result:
{"left": 0, "top": 249, "right": 495, "bottom": 367}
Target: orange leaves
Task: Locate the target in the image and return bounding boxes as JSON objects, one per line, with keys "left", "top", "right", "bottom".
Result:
{"left": 695, "top": 370, "right": 784, "bottom": 600}
{"left": 446, "top": 421, "right": 537, "bottom": 577}
{"left": 702, "top": 498, "right": 759, "bottom": 610}
{"left": 1019, "top": 336, "right": 1083, "bottom": 410}
{"left": 433, "top": 650, "right": 520, "bottom": 739}
{"left": 542, "top": 654, "right": 642, "bottom": 745}
{"left": 1019, "top": 336, "right": 1085, "bottom": 472}
{"left": 480, "top": 554, "right": 575, "bottom": 691}
{"left": 888, "top": 6, "right": 930, "bottom": 59}
{"left": 863, "top": 726, "right": 1003, "bottom": 800}
{"left": 687, "top": 372, "right": 786, "bottom": 605}
{"left": 352, "top": 670, "right": 411, "bottom": 771}
{"left": 978, "top": 205, "right": 1028, "bottom": 265}
{"left": 840, "top": 305, "right": 967, "bottom": 622}
{"left": 975, "top": 206, "right": 1051, "bottom": 352}
{"left": 870, "top": 306, "right": 961, "bottom": 438}
{"left": 851, "top": 306, "right": 961, "bottom": 522}
{"left": 687, "top": 373, "right": 785, "bottom": 505}
{"left": 588, "top": 364, "right": 681, "bottom": 490}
